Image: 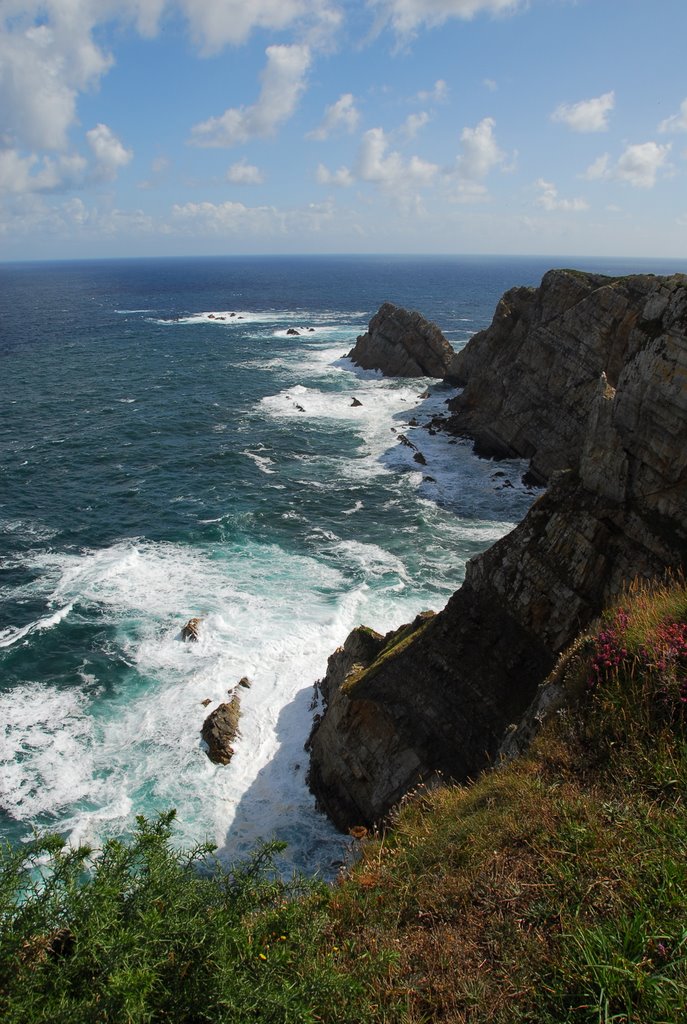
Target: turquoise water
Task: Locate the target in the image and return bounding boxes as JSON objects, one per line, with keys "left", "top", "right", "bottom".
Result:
{"left": 1, "top": 253, "right": 685, "bottom": 873}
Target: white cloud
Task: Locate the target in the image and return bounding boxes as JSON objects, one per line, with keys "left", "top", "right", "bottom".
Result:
{"left": 0, "top": 2, "right": 332, "bottom": 159}
{"left": 316, "top": 125, "right": 438, "bottom": 205}
{"left": 456, "top": 117, "right": 505, "bottom": 181}
{"left": 0, "top": 148, "right": 88, "bottom": 194}
{"left": 226, "top": 160, "right": 265, "bottom": 184}
{"left": 416, "top": 79, "right": 448, "bottom": 103}
{"left": 86, "top": 123, "right": 133, "bottom": 181}
{"left": 583, "top": 153, "right": 610, "bottom": 181}
{"left": 483, "top": 78, "right": 497, "bottom": 92}
{"left": 171, "top": 197, "right": 335, "bottom": 235}
{"left": 316, "top": 163, "right": 354, "bottom": 187}
{"left": 0, "top": 191, "right": 156, "bottom": 241}
{"left": 551, "top": 91, "right": 615, "bottom": 133}
{"left": 535, "top": 178, "right": 589, "bottom": 212}
{"left": 615, "top": 141, "right": 671, "bottom": 188}
{"left": 402, "top": 111, "right": 430, "bottom": 139}
{"left": 356, "top": 127, "right": 438, "bottom": 189}
{"left": 175, "top": 0, "right": 339, "bottom": 54}
{"left": 190, "top": 44, "right": 311, "bottom": 147}
{"left": 659, "top": 97, "right": 687, "bottom": 134}
{"left": 307, "top": 93, "right": 360, "bottom": 140}
{"left": 584, "top": 142, "right": 672, "bottom": 188}
{"left": 368, "top": 0, "right": 523, "bottom": 36}
{"left": 0, "top": 4, "right": 113, "bottom": 152}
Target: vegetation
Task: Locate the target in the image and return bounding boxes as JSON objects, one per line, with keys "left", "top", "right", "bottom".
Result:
{"left": 1, "top": 578, "right": 686, "bottom": 1022}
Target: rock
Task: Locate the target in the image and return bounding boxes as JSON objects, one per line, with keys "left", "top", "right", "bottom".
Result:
{"left": 348, "top": 302, "right": 456, "bottom": 377}
{"left": 286, "top": 328, "right": 300, "bottom": 336}
{"left": 201, "top": 698, "right": 212, "bottom": 707}
{"left": 309, "top": 269, "right": 687, "bottom": 831}
{"left": 413, "top": 451, "right": 427, "bottom": 466}
{"left": 295, "top": 404, "right": 305, "bottom": 412}
{"left": 201, "top": 695, "right": 241, "bottom": 765}
{"left": 351, "top": 397, "right": 363, "bottom": 407}
{"left": 238, "top": 676, "right": 252, "bottom": 688}
{"left": 181, "top": 617, "right": 202, "bottom": 642}
{"left": 444, "top": 269, "right": 687, "bottom": 485}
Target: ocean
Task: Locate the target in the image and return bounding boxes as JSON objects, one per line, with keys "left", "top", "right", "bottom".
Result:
{"left": 1, "top": 253, "right": 685, "bottom": 875}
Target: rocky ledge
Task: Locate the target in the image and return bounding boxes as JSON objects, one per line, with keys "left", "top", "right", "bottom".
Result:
{"left": 309, "top": 269, "right": 687, "bottom": 831}
{"left": 348, "top": 301, "right": 455, "bottom": 377}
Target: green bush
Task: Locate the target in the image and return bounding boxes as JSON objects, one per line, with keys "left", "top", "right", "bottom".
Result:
{"left": 0, "top": 811, "right": 375, "bottom": 1024}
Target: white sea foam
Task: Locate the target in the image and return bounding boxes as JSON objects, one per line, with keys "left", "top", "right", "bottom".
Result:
{"left": 6, "top": 537, "right": 422, "bottom": 870}
{"left": 0, "top": 682, "right": 96, "bottom": 819}
{"left": 242, "top": 450, "right": 276, "bottom": 474}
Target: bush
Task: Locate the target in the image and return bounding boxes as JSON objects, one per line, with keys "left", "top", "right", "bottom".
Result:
{"left": 0, "top": 811, "right": 374, "bottom": 1024}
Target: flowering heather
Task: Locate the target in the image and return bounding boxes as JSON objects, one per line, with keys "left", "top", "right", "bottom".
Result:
{"left": 589, "top": 581, "right": 687, "bottom": 712}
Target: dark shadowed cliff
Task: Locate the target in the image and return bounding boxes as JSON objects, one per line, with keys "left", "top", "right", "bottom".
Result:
{"left": 308, "top": 270, "right": 687, "bottom": 831}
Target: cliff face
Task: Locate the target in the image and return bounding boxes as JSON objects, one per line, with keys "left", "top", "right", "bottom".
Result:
{"left": 446, "top": 269, "right": 687, "bottom": 484}
{"left": 309, "top": 270, "right": 687, "bottom": 831}
{"left": 348, "top": 301, "right": 455, "bottom": 377}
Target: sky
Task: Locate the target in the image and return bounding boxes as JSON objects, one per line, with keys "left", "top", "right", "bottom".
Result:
{"left": 1, "top": 0, "right": 686, "bottom": 261}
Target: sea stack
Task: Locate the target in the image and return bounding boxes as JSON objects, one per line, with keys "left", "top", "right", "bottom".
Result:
{"left": 348, "top": 302, "right": 456, "bottom": 377}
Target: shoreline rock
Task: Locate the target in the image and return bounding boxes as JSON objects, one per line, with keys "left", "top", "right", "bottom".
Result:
{"left": 201, "top": 695, "right": 241, "bottom": 765}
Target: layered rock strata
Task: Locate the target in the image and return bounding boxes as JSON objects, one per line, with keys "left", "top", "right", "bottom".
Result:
{"left": 445, "top": 269, "right": 687, "bottom": 484}
{"left": 348, "top": 302, "right": 455, "bottom": 377}
{"left": 309, "top": 270, "right": 687, "bottom": 831}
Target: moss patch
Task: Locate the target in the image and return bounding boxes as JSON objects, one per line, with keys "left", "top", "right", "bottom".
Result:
{"left": 342, "top": 613, "right": 434, "bottom": 695}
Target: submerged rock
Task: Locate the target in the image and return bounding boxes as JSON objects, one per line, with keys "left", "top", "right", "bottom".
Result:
{"left": 348, "top": 302, "right": 455, "bottom": 377}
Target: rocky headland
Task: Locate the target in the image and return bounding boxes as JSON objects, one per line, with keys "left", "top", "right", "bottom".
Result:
{"left": 308, "top": 269, "right": 687, "bottom": 831}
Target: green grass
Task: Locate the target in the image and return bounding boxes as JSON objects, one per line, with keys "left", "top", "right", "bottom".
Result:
{"left": 1, "top": 578, "right": 686, "bottom": 1022}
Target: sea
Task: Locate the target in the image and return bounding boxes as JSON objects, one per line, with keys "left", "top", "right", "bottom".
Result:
{"left": 2, "top": 253, "right": 685, "bottom": 876}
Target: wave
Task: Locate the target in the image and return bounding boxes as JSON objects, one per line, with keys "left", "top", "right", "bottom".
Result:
{"left": 0, "top": 602, "right": 74, "bottom": 649}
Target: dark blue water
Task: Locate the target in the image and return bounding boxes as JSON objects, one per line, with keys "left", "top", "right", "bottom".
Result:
{"left": 1, "top": 253, "right": 685, "bottom": 872}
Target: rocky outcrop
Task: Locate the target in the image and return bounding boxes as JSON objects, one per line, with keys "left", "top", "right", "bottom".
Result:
{"left": 201, "top": 695, "right": 241, "bottom": 765}
{"left": 309, "top": 270, "right": 687, "bottom": 831}
{"left": 348, "top": 302, "right": 455, "bottom": 377}
{"left": 445, "top": 269, "right": 687, "bottom": 485}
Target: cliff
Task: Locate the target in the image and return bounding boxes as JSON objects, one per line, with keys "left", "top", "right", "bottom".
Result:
{"left": 445, "top": 268, "right": 687, "bottom": 485}
{"left": 308, "top": 269, "right": 687, "bottom": 831}
{"left": 347, "top": 301, "right": 455, "bottom": 377}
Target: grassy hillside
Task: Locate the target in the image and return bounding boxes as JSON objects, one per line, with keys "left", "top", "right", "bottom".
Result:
{"left": 2, "top": 578, "right": 686, "bottom": 1023}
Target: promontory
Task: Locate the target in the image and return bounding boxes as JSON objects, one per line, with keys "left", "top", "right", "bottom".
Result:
{"left": 308, "top": 269, "right": 687, "bottom": 830}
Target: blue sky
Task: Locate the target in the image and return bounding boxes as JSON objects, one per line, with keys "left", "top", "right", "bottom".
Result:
{"left": 1, "top": 0, "right": 686, "bottom": 260}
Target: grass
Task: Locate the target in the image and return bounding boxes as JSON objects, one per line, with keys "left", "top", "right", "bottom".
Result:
{"left": 1, "top": 577, "right": 686, "bottom": 1022}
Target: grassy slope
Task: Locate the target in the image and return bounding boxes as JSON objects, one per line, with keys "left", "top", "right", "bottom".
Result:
{"left": 1, "top": 580, "right": 686, "bottom": 1023}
